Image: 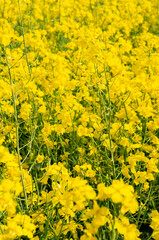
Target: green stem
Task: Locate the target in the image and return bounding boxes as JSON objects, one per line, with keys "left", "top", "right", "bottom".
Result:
{"left": 18, "top": 0, "right": 31, "bottom": 79}
{"left": 102, "top": 65, "right": 116, "bottom": 179}
{"left": 3, "top": 46, "right": 29, "bottom": 212}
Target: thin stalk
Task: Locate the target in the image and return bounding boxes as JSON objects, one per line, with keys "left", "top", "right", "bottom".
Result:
{"left": 3, "top": 46, "right": 29, "bottom": 211}
{"left": 136, "top": 183, "right": 152, "bottom": 228}
{"left": 18, "top": 0, "right": 31, "bottom": 79}
{"left": 104, "top": 64, "right": 116, "bottom": 179}
{"left": 111, "top": 217, "right": 116, "bottom": 240}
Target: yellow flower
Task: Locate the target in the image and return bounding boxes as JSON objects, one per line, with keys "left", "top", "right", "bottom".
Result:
{"left": 150, "top": 210, "right": 159, "bottom": 240}
{"left": 115, "top": 216, "right": 140, "bottom": 240}
{"left": 36, "top": 154, "right": 44, "bottom": 163}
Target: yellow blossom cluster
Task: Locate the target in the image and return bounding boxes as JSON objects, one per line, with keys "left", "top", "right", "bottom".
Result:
{"left": 150, "top": 210, "right": 159, "bottom": 240}
{"left": 98, "top": 179, "right": 138, "bottom": 214}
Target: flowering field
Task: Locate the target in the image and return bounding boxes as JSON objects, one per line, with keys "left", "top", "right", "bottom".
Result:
{"left": 0, "top": 0, "right": 159, "bottom": 239}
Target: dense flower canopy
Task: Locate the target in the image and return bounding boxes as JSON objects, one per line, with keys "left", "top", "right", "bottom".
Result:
{"left": 0, "top": 0, "right": 159, "bottom": 239}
